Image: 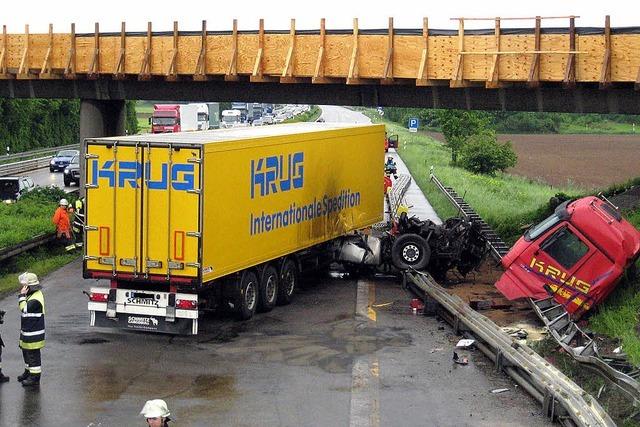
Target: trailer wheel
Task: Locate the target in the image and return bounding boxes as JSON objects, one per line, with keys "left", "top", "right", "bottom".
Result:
{"left": 258, "top": 265, "right": 279, "bottom": 312}
{"left": 277, "top": 258, "right": 298, "bottom": 305}
{"left": 238, "top": 270, "right": 259, "bottom": 320}
{"left": 391, "top": 234, "right": 430, "bottom": 270}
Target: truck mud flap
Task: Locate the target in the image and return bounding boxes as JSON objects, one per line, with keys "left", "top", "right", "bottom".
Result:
{"left": 92, "top": 311, "right": 196, "bottom": 335}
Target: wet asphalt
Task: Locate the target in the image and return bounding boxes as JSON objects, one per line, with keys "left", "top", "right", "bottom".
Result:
{"left": 0, "top": 259, "right": 551, "bottom": 426}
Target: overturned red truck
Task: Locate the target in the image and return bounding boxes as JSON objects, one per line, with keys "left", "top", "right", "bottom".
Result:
{"left": 496, "top": 196, "right": 640, "bottom": 317}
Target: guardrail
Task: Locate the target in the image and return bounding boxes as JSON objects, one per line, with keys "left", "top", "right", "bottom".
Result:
{"left": 0, "top": 144, "right": 79, "bottom": 177}
{"left": 0, "top": 157, "right": 56, "bottom": 177}
{"left": 0, "top": 144, "right": 78, "bottom": 164}
{"left": 0, "top": 233, "right": 56, "bottom": 263}
{"left": 406, "top": 271, "right": 615, "bottom": 427}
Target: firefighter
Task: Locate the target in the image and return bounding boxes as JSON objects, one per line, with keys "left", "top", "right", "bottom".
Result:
{"left": 52, "top": 198, "right": 71, "bottom": 244}
{"left": 140, "top": 399, "right": 172, "bottom": 427}
{"left": 0, "top": 309, "right": 8, "bottom": 383}
{"left": 384, "top": 156, "right": 398, "bottom": 179}
{"left": 71, "top": 197, "right": 85, "bottom": 249}
{"left": 17, "top": 272, "right": 45, "bottom": 387}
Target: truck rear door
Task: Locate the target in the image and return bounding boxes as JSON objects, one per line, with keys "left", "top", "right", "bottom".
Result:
{"left": 141, "top": 144, "right": 202, "bottom": 279}
{"left": 85, "top": 142, "right": 143, "bottom": 275}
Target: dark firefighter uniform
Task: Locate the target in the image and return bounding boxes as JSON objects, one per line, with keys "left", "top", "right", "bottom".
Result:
{"left": 18, "top": 285, "right": 45, "bottom": 386}
{"left": 67, "top": 197, "right": 85, "bottom": 251}
{"left": 0, "top": 310, "right": 8, "bottom": 382}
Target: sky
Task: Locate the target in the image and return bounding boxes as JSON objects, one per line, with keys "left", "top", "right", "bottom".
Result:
{"left": 3, "top": 0, "right": 635, "bottom": 33}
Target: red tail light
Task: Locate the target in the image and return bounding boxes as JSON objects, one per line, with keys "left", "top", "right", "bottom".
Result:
{"left": 176, "top": 299, "right": 197, "bottom": 310}
{"left": 90, "top": 292, "right": 109, "bottom": 303}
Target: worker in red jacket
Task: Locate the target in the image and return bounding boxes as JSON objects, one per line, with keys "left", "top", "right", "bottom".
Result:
{"left": 52, "top": 198, "right": 71, "bottom": 243}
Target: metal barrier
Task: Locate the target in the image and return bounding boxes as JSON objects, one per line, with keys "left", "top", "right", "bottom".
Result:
{"left": 406, "top": 271, "right": 615, "bottom": 427}
{"left": 0, "top": 144, "right": 79, "bottom": 177}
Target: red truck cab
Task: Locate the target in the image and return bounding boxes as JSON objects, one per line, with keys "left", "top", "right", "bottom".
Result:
{"left": 496, "top": 196, "right": 640, "bottom": 317}
{"left": 151, "top": 104, "right": 180, "bottom": 133}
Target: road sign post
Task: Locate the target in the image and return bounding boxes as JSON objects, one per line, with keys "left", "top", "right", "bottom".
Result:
{"left": 408, "top": 118, "right": 419, "bottom": 133}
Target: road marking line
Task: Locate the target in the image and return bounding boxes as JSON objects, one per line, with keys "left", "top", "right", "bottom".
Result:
{"left": 350, "top": 280, "right": 380, "bottom": 427}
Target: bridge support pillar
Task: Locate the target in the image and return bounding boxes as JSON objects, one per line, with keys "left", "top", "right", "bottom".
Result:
{"left": 78, "top": 100, "right": 126, "bottom": 196}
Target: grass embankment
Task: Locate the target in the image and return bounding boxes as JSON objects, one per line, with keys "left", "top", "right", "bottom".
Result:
{"left": 283, "top": 106, "right": 322, "bottom": 124}
{"left": 0, "top": 245, "right": 78, "bottom": 297}
{"left": 364, "top": 111, "right": 580, "bottom": 244}
{"left": 0, "top": 187, "right": 81, "bottom": 297}
{"left": 0, "top": 187, "right": 70, "bottom": 249}
{"left": 589, "top": 209, "right": 640, "bottom": 366}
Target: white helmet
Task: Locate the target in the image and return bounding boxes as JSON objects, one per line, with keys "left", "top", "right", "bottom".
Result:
{"left": 59, "top": 198, "right": 69, "bottom": 207}
{"left": 18, "top": 272, "right": 39, "bottom": 286}
{"left": 140, "top": 399, "right": 170, "bottom": 419}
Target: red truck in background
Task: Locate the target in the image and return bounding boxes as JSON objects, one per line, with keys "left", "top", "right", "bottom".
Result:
{"left": 151, "top": 104, "right": 202, "bottom": 133}
{"left": 496, "top": 196, "right": 640, "bottom": 317}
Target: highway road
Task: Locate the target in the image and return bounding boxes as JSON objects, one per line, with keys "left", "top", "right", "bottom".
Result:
{"left": 28, "top": 167, "right": 77, "bottom": 193}
{"left": 0, "top": 106, "right": 550, "bottom": 426}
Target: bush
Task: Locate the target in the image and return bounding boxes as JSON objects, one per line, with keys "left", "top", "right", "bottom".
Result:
{"left": 459, "top": 133, "right": 518, "bottom": 175}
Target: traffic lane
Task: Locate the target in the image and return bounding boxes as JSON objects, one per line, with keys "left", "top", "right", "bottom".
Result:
{"left": 319, "top": 105, "right": 372, "bottom": 124}
{"left": 0, "top": 262, "right": 549, "bottom": 426}
{"left": 26, "top": 167, "right": 77, "bottom": 193}
{"left": 372, "top": 279, "right": 549, "bottom": 426}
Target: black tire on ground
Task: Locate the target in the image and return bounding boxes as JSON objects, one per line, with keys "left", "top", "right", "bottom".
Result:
{"left": 391, "top": 233, "right": 431, "bottom": 271}
{"left": 258, "top": 264, "right": 279, "bottom": 313}
{"left": 237, "top": 269, "right": 259, "bottom": 320}
{"left": 277, "top": 258, "right": 298, "bottom": 305}
{"left": 49, "top": 167, "right": 55, "bottom": 173}
{"left": 64, "top": 176, "right": 71, "bottom": 187}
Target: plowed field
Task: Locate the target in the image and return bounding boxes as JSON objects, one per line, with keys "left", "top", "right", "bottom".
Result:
{"left": 427, "top": 132, "right": 640, "bottom": 189}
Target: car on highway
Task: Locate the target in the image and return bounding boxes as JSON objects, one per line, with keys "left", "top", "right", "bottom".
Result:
{"left": 262, "top": 114, "right": 274, "bottom": 125}
{"left": 0, "top": 176, "right": 35, "bottom": 202}
{"left": 63, "top": 155, "right": 80, "bottom": 187}
{"left": 50, "top": 149, "right": 79, "bottom": 172}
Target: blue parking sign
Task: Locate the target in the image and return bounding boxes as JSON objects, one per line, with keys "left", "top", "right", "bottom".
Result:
{"left": 408, "top": 118, "right": 419, "bottom": 132}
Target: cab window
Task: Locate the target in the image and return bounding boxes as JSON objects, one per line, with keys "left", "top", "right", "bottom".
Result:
{"left": 540, "top": 227, "right": 589, "bottom": 270}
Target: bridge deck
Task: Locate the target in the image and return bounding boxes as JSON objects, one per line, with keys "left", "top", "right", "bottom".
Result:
{"left": 1, "top": 19, "right": 639, "bottom": 87}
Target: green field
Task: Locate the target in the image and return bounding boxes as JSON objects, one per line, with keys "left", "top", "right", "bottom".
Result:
{"left": 365, "top": 111, "right": 580, "bottom": 243}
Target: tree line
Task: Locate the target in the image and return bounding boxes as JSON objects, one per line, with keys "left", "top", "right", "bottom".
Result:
{"left": 382, "top": 108, "right": 640, "bottom": 134}
{"left": 0, "top": 99, "right": 138, "bottom": 154}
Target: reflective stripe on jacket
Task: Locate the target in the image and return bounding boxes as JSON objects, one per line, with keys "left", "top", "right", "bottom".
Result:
{"left": 19, "top": 290, "right": 45, "bottom": 350}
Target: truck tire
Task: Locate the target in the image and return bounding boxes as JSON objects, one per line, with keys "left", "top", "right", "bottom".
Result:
{"left": 391, "top": 234, "right": 430, "bottom": 271}
{"left": 258, "top": 264, "right": 279, "bottom": 312}
{"left": 238, "top": 269, "right": 259, "bottom": 320}
{"left": 64, "top": 176, "right": 71, "bottom": 187}
{"left": 277, "top": 258, "right": 298, "bottom": 305}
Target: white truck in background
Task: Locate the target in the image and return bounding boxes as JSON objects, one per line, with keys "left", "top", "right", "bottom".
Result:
{"left": 220, "top": 110, "right": 244, "bottom": 128}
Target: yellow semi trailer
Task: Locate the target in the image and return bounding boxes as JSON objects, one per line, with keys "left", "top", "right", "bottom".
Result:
{"left": 85, "top": 123, "right": 384, "bottom": 334}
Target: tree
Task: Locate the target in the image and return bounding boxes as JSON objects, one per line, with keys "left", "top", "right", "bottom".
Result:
{"left": 459, "top": 132, "right": 518, "bottom": 175}
{"left": 125, "top": 100, "right": 138, "bottom": 135}
{"left": 435, "top": 110, "right": 490, "bottom": 164}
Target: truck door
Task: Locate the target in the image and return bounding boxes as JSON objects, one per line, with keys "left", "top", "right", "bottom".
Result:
{"left": 85, "top": 142, "right": 143, "bottom": 275}
{"left": 528, "top": 223, "right": 600, "bottom": 311}
{"left": 141, "top": 144, "right": 202, "bottom": 279}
